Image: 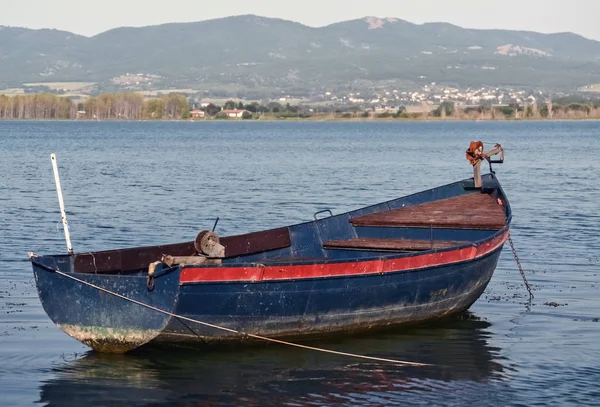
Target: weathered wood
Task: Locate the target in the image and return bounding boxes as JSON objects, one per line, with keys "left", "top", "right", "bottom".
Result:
{"left": 474, "top": 161, "right": 483, "bottom": 188}
{"left": 162, "top": 255, "right": 222, "bottom": 267}
{"left": 324, "top": 238, "right": 470, "bottom": 251}
{"left": 221, "top": 227, "right": 291, "bottom": 258}
{"left": 350, "top": 193, "right": 506, "bottom": 230}
{"left": 74, "top": 241, "right": 196, "bottom": 274}
{"left": 74, "top": 227, "right": 292, "bottom": 273}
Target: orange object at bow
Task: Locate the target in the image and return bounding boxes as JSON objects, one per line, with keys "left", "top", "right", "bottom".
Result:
{"left": 466, "top": 141, "right": 484, "bottom": 166}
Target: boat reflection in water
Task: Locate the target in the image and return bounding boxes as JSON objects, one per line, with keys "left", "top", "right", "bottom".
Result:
{"left": 39, "top": 316, "right": 507, "bottom": 406}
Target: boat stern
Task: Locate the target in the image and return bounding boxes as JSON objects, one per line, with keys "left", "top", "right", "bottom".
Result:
{"left": 30, "top": 254, "right": 181, "bottom": 353}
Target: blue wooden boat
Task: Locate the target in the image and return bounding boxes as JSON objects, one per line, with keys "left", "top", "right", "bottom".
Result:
{"left": 30, "top": 172, "right": 510, "bottom": 353}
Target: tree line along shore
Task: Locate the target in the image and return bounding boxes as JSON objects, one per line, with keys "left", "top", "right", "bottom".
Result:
{"left": 1, "top": 92, "right": 600, "bottom": 121}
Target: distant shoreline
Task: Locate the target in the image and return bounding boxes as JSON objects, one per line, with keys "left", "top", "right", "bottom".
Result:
{"left": 1, "top": 117, "right": 600, "bottom": 123}
{"left": 2, "top": 92, "right": 598, "bottom": 121}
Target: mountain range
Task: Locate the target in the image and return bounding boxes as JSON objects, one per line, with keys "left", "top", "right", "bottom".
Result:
{"left": 1, "top": 15, "right": 600, "bottom": 95}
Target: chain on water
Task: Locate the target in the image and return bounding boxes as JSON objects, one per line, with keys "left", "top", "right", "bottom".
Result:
{"left": 508, "top": 232, "right": 534, "bottom": 299}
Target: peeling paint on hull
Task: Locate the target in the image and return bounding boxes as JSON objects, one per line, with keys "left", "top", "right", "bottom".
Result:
{"left": 58, "top": 324, "right": 162, "bottom": 353}
{"left": 154, "top": 248, "right": 501, "bottom": 346}
{"left": 33, "top": 242, "right": 502, "bottom": 353}
{"left": 32, "top": 262, "right": 181, "bottom": 353}
{"left": 157, "top": 279, "right": 490, "bottom": 345}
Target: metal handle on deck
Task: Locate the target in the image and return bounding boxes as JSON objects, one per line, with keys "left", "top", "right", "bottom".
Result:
{"left": 314, "top": 209, "right": 333, "bottom": 221}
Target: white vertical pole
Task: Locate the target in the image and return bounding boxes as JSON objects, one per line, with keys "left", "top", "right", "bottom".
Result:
{"left": 50, "top": 154, "right": 74, "bottom": 254}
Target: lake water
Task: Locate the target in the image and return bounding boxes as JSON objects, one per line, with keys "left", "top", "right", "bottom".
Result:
{"left": 0, "top": 120, "right": 599, "bottom": 406}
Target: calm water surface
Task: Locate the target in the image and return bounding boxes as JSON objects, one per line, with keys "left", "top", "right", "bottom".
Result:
{"left": 0, "top": 121, "right": 599, "bottom": 406}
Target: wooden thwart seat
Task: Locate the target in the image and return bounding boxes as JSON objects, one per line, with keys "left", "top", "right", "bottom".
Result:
{"left": 350, "top": 193, "right": 506, "bottom": 230}
{"left": 324, "top": 238, "right": 470, "bottom": 252}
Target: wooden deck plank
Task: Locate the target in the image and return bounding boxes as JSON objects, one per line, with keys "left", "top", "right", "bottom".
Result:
{"left": 350, "top": 193, "right": 506, "bottom": 230}
{"left": 324, "top": 238, "right": 470, "bottom": 251}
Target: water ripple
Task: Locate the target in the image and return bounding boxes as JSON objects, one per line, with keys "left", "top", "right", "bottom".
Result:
{"left": 1, "top": 120, "right": 599, "bottom": 406}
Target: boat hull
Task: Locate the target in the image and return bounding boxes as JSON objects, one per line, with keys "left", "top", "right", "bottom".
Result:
{"left": 156, "top": 244, "right": 503, "bottom": 345}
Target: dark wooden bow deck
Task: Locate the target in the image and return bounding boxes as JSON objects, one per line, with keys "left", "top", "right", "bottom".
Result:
{"left": 324, "top": 192, "right": 506, "bottom": 252}
{"left": 350, "top": 193, "right": 506, "bottom": 230}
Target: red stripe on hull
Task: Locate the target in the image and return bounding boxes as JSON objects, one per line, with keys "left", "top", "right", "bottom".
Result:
{"left": 180, "top": 230, "right": 509, "bottom": 284}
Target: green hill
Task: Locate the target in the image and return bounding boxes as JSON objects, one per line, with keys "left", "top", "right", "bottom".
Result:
{"left": 1, "top": 15, "right": 600, "bottom": 93}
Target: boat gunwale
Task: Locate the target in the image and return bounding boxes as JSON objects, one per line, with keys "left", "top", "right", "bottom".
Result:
{"left": 184, "top": 225, "right": 509, "bottom": 268}
{"left": 31, "top": 173, "right": 511, "bottom": 273}
{"left": 177, "top": 242, "right": 507, "bottom": 287}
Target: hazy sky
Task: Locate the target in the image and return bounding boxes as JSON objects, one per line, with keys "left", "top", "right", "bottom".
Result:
{"left": 1, "top": 0, "right": 598, "bottom": 40}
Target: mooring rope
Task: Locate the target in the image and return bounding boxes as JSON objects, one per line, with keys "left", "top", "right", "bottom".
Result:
{"left": 44, "top": 265, "right": 430, "bottom": 367}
